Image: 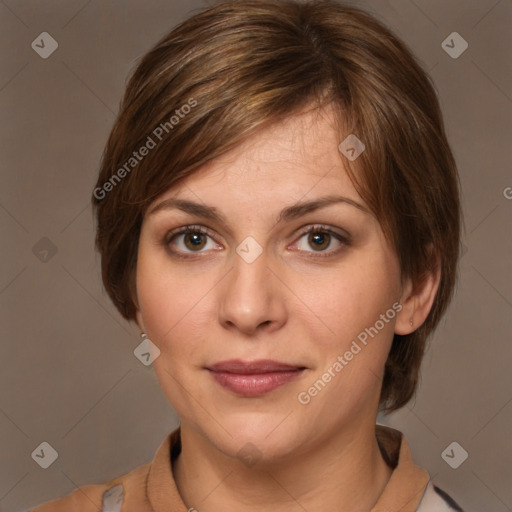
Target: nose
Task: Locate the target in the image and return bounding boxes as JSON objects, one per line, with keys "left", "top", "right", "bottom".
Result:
{"left": 218, "top": 245, "right": 287, "bottom": 336}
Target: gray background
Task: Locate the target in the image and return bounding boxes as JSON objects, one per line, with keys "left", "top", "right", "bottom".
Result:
{"left": 0, "top": 0, "right": 511, "bottom": 511}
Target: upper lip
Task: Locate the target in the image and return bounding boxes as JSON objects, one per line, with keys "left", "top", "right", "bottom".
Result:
{"left": 207, "top": 359, "right": 305, "bottom": 374}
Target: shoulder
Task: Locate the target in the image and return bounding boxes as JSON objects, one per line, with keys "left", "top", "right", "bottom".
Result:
{"left": 417, "top": 480, "right": 465, "bottom": 512}
{"left": 28, "top": 462, "right": 151, "bottom": 512}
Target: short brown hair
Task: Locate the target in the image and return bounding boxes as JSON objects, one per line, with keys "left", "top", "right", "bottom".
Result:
{"left": 92, "top": 0, "right": 461, "bottom": 413}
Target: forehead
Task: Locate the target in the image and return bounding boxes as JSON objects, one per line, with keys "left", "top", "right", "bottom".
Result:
{"left": 150, "top": 105, "right": 363, "bottom": 208}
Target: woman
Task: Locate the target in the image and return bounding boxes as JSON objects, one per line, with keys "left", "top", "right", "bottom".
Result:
{"left": 31, "top": 0, "right": 464, "bottom": 510}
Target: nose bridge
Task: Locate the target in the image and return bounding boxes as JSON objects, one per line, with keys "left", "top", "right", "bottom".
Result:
{"left": 218, "top": 237, "right": 284, "bottom": 333}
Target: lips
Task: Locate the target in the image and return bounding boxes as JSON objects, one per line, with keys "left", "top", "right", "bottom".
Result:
{"left": 207, "top": 359, "right": 306, "bottom": 397}
{"left": 208, "top": 359, "right": 304, "bottom": 374}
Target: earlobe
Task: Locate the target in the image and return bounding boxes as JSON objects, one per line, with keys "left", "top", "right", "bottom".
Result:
{"left": 395, "top": 282, "right": 415, "bottom": 336}
{"left": 394, "top": 294, "right": 419, "bottom": 335}
{"left": 395, "top": 257, "right": 441, "bottom": 336}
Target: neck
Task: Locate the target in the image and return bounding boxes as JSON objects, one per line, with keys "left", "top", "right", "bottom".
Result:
{"left": 173, "top": 421, "right": 393, "bottom": 512}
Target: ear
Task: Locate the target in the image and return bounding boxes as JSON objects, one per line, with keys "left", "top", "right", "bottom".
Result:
{"left": 130, "top": 277, "right": 146, "bottom": 333}
{"left": 135, "top": 309, "right": 146, "bottom": 333}
{"left": 395, "top": 248, "right": 441, "bottom": 335}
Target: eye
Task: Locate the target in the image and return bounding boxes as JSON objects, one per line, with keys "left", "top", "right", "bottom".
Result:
{"left": 165, "top": 224, "right": 350, "bottom": 258}
{"left": 293, "top": 224, "right": 349, "bottom": 257}
{"left": 165, "top": 225, "right": 219, "bottom": 256}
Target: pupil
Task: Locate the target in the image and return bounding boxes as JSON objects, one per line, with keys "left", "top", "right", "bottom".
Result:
{"left": 187, "top": 233, "right": 205, "bottom": 249}
{"left": 311, "top": 232, "right": 329, "bottom": 250}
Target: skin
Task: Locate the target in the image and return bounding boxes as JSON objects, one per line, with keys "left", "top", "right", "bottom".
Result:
{"left": 135, "top": 104, "right": 440, "bottom": 512}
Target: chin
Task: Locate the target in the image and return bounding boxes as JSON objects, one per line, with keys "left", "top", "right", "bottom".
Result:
{"left": 204, "top": 412, "right": 306, "bottom": 465}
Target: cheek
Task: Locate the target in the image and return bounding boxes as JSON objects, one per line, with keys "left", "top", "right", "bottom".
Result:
{"left": 296, "top": 254, "right": 400, "bottom": 414}
{"left": 136, "top": 251, "right": 181, "bottom": 337}
{"left": 135, "top": 249, "right": 220, "bottom": 361}
{"left": 303, "top": 247, "right": 401, "bottom": 350}
{"left": 135, "top": 254, "right": 213, "bottom": 409}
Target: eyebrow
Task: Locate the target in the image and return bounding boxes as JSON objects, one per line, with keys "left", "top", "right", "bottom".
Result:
{"left": 148, "top": 194, "right": 371, "bottom": 225}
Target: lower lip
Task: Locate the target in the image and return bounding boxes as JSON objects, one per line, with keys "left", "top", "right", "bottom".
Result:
{"left": 209, "top": 369, "right": 304, "bottom": 397}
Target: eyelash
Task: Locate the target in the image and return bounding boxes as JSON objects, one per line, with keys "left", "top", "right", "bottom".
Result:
{"left": 164, "top": 224, "right": 350, "bottom": 259}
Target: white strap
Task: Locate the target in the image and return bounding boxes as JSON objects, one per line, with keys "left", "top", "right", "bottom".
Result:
{"left": 416, "top": 481, "right": 463, "bottom": 511}
{"left": 102, "top": 484, "right": 124, "bottom": 512}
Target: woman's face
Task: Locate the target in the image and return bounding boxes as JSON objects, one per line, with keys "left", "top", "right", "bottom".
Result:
{"left": 135, "top": 106, "right": 406, "bottom": 463}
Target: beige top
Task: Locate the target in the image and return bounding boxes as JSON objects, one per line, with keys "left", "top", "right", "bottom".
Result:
{"left": 29, "top": 425, "right": 463, "bottom": 511}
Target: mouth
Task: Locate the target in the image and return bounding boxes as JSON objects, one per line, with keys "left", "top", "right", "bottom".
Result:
{"left": 206, "top": 359, "right": 306, "bottom": 397}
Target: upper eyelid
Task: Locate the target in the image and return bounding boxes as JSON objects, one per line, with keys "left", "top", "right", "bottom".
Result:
{"left": 165, "top": 224, "right": 212, "bottom": 240}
